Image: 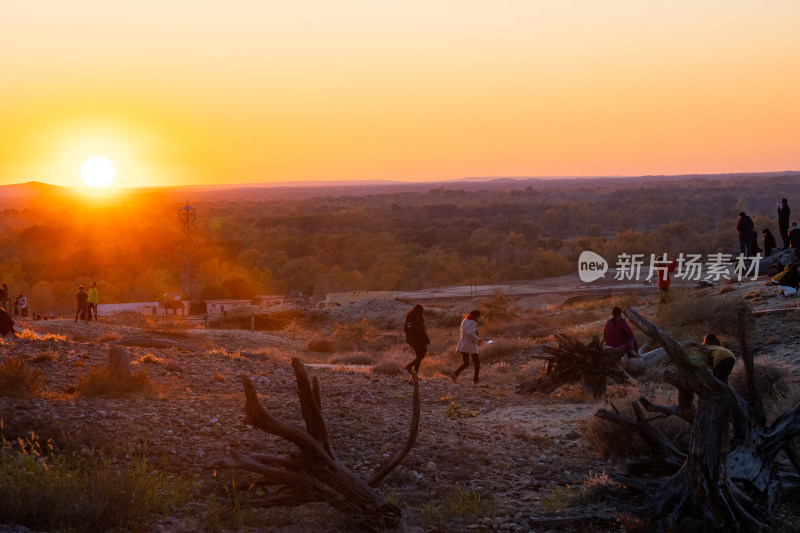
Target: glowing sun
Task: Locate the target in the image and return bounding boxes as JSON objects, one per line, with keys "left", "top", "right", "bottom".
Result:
{"left": 80, "top": 157, "right": 116, "bottom": 187}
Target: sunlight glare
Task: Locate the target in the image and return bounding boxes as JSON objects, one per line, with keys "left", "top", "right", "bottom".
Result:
{"left": 80, "top": 157, "right": 116, "bottom": 187}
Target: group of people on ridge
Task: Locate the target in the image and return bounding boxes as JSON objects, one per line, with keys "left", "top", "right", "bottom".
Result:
{"left": 738, "top": 198, "right": 800, "bottom": 258}
{"left": 403, "top": 305, "right": 486, "bottom": 384}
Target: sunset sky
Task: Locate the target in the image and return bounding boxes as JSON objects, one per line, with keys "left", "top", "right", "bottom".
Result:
{"left": 1, "top": 1, "right": 799, "bottom": 188}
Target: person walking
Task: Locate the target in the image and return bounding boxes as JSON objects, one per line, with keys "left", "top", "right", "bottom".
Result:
{"left": 778, "top": 198, "right": 791, "bottom": 249}
{"left": 403, "top": 304, "right": 430, "bottom": 377}
{"left": 702, "top": 333, "right": 735, "bottom": 384}
{"left": 75, "top": 285, "right": 89, "bottom": 323}
{"left": 88, "top": 281, "right": 99, "bottom": 322}
{"left": 451, "top": 309, "right": 483, "bottom": 384}
{"left": 736, "top": 212, "right": 755, "bottom": 256}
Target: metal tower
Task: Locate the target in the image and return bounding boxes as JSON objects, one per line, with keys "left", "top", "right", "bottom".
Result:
{"left": 178, "top": 201, "right": 198, "bottom": 301}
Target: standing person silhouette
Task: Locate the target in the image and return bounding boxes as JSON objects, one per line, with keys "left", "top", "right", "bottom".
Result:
{"left": 778, "top": 198, "right": 791, "bottom": 250}
{"left": 88, "top": 281, "right": 99, "bottom": 322}
{"left": 75, "top": 285, "right": 89, "bottom": 323}
{"left": 451, "top": 309, "right": 483, "bottom": 384}
{"left": 403, "top": 304, "right": 430, "bottom": 377}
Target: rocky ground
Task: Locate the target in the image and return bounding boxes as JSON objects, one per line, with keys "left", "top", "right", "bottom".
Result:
{"left": 1, "top": 277, "right": 799, "bottom": 532}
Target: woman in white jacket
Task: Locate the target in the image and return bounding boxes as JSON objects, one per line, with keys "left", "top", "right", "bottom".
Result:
{"left": 451, "top": 309, "right": 482, "bottom": 383}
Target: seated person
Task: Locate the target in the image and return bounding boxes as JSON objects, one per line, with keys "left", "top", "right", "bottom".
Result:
{"left": 777, "top": 263, "right": 800, "bottom": 297}
{"left": 601, "top": 306, "right": 639, "bottom": 357}
{"left": 702, "top": 333, "right": 735, "bottom": 384}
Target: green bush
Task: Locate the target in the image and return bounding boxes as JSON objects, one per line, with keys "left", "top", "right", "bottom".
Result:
{"left": 0, "top": 436, "right": 180, "bottom": 532}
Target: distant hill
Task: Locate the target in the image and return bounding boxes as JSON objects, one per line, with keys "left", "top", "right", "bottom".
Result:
{"left": 1, "top": 171, "right": 799, "bottom": 206}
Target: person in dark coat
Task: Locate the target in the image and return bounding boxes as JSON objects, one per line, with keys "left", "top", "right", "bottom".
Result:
{"left": 0, "top": 307, "right": 18, "bottom": 337}
{"left": 778, "top": 198, "right": 791, "bottom": 249}
{"left": 762, "top": 228, "right": 777, "bottom": 256}
{"left": 789, "top": 222, "right": 800, "bottom": 249}
{"left": 75, "top": 285, "right": 89, "bottom": 323}
{"left": 403, "top": 304, "right": 431, "bottom": 376}
{"left": 736, "top": 212, "right": 755, "bottom": 256}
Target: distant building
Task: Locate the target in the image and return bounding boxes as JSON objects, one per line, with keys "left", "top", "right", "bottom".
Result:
{"left": 254, "top": 295, "right": 284, "bottom": 308}
{"left": 205, "top": 299, "right": 252, "bottom": 315}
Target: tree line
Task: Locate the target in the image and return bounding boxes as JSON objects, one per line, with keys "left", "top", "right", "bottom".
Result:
{"left": 1, "top": 174, "right": 798, "bottom": 313}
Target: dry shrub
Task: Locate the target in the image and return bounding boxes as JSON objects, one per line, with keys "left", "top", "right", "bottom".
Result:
{"left": 306, "top": 337, "right": 335, "bottom": 353}
{"left": 657, "top": 291, "right": 750, "bottom": 338}
{"left": 97, "top": 332, "right": 121, "bottom": 343}
{"left": 327, "top": 352, "right": 376, "bottom": 365}
{"left": 30, "top": 350, "right": 57, "bottom": 363}
{"left": 479, "top": 337, "right": 533, "bottom": 364}
{"left": 480, "top": 362, "right": 516, "bottom": 385}
{"left": 134, "top": 353, "right": 163, "bottom": 365}
{"left": 718, "top": 285, "right": 736, "bottom": 295}
{"left": 579, "top": 387, "right": 690, "bottom": 458}
{"left": 211, "top": 373, "right": 227, "bottom": 383}
{"left": 0, "top": 358, "right": 44, "bottom": 397}
{"left": 729, "top": 355, "right": 796, "bottom": 402}
{"left": 371, "top": 360, "right": 404, "bottom": 376}
{"left": 164, "top": 362, "right": 182, "bottom": 373}
{"left": 77, "top": 367, "right": 158, "bottom": 398}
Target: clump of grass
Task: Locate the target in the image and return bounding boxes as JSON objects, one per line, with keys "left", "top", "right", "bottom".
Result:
{"left": 207, "top": 347, "right": 241, "bottom": 360}
{"left": 328, "top": 352, "right": 376, "bottom": 365}
{"left": 478, "top": 337, "right": 532, "bottom": 364}
{"left": 371, "top": 360, "right": 404, "bottom": 376}
{"left": 97, "top": 332, "right": 121, "bottom": 343}
{"left": 0, "top": 435, "right": 182, "bottom": 532}
{"left": 579, "top": 387, "right": 690, "bottom": 458}
{"left": 211, "top": 373, "right": 227, "bottom": 383}
{"left": 0, "top": 358, "right": 44, "bottom": 397}
{"left": 307, "top": 337, "right": 335, "bottom": 353}
{"left": 541, "top": 484, "right": 575, "bottom": 511}
{"left": 657, "top": 291, "right": 750, "bottom": 338}
{"left": 445, "top": 485, "right": 492, "bottom": 518}
{"left": 134, "top": 353, "right": 164, "bottom": 365}
{"left": 445, "top": 402, "right": 477, "bottom": 419}
{"left": 729, "top": 355, "right": 794, "bottom": 400}
{"left": 77, "top": 367, "right": 158, "bottom": 398}
{"left": 30, "top": 350, "right": 57, "bottom": 363}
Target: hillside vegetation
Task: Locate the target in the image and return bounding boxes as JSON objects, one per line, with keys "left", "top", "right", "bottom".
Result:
{"left": 2, "top": 174, "right": 799, "bottom": 313}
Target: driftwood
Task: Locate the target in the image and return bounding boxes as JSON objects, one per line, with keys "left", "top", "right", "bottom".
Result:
{"left": 595, "top": 307, "right": 800, "bottom": 532}
{"left": 517, "top": 335, "right": 632, "bottom": 398}
{"left": 215, "top": 358, "right": 419, "bottom": 530}
{"left": 621, "top": 341, "right": 694, "bottom": 375}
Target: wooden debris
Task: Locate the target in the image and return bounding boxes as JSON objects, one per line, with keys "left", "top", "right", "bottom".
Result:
{"left": 215, "top": 358, "right": 420, "bottom": 530}
{"left": 595, "top": 307, "right": 800, "bottom": 532}
{"left": 517, "top": 335, "right": 631, "bottom": 398}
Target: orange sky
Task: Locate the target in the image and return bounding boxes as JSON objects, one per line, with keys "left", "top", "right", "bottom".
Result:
{"left": 1, "top": 1, "right": 799, "bottom": 188}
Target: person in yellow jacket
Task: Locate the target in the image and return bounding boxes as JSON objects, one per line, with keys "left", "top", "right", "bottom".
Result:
{"left": 702, "top": 333, "right": 735, "bottom": 384}
{"left": 88, "top": 281, "right": 99, "bottom": 322}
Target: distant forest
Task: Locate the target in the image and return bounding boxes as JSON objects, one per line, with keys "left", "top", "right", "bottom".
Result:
{"left": 2, "top": 174, "right": 799, "bottom": 313}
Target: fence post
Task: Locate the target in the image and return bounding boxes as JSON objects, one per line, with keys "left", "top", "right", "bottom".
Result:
{"left": 203, "top": 314, "right": 208, "bottom": 329}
